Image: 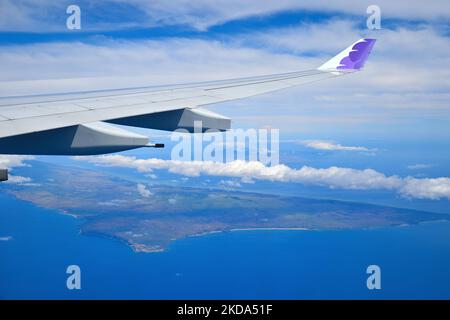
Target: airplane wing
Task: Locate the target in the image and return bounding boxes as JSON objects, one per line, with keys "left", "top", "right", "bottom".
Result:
{"left": 0, "top": 38, "right": 376, "bottom": 160}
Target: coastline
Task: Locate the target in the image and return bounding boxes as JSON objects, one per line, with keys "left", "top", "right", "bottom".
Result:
{"left": 134, "top": 227, "right": 312, "bottom": 253}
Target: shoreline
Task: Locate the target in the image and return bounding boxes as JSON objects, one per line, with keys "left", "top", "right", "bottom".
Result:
{"left": 138, "top": 227, "right": 312, "bottom": 253}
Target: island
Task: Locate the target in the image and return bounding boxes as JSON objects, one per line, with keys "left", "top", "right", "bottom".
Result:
{"left": 2, "top": 161, "right": 449, "bottom": 252}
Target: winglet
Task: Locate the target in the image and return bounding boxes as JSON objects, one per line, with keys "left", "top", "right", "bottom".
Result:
{"left": 318, "top": 38, "right": 376, "bottom": 72}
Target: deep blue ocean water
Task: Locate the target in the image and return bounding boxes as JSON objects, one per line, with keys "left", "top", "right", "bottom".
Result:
{"left": 1, "top": 192, "right": 450, "bottom": 300}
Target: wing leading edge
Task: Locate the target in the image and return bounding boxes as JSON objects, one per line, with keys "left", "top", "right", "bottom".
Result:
{"left": 0, "top": 38, "right": 376, "bottom": 157}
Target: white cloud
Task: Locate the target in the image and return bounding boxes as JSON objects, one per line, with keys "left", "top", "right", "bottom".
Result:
{"left": 137, "top": 183, "right": 153, "bottom": 198}
{"left": 0, "top": 236, "right": 13, "bottom": 241}
{"left": 300, "top": 140, "right": 371, "bottom": 152}
{"left": 401, "top": 177, "right": 450, "bottom": 200}
{"left": 98, "top": 199, "right": 127, "bottom": 207}
{"left": 407, "top": 164, "right": 433, "bottom": 170}
{"left": 219, "top": 179, "right": 242, "bottom": 188}
{"left": 5, "top": 175, "right": 32, "bottom": 184}
{"left": 0, "top": 38, "right": 304, "bottom": 86}
{"left": 248, "top": 20, "right": 358, "bottom": 54}
{"left": 0, "top": 155, "right": 34, "bottom": 184}
{"left": 0, "top": 155, "right": 34, "bottom": 169}
{"left": 74, "top": 155, "right": 450, "bottom": 200}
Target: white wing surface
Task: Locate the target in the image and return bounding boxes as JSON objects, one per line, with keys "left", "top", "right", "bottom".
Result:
{"left": 0, "top": 38, "right": 376, "bottom": 157}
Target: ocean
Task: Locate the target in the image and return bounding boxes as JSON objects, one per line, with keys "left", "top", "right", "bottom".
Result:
{"left": 1, "top": 192, "right": 449, "bottom": 299}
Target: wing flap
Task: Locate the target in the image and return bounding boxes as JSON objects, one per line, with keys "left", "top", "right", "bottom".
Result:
{"left": 0, "top": 121, "right": 150, "bottom": 155}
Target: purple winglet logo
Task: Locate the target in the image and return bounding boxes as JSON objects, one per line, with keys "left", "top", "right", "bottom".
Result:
{"left": 337, "top": 39, "right": 376, "bottom": 70}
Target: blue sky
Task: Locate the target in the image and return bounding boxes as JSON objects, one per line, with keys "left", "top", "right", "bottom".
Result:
{"left": 1, "top": 1, "right": 450, "bottom": 205}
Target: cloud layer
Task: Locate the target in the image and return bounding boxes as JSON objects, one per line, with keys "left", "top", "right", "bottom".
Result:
{"left": 75, "top": 155, "right": 450, "bottom": 200}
